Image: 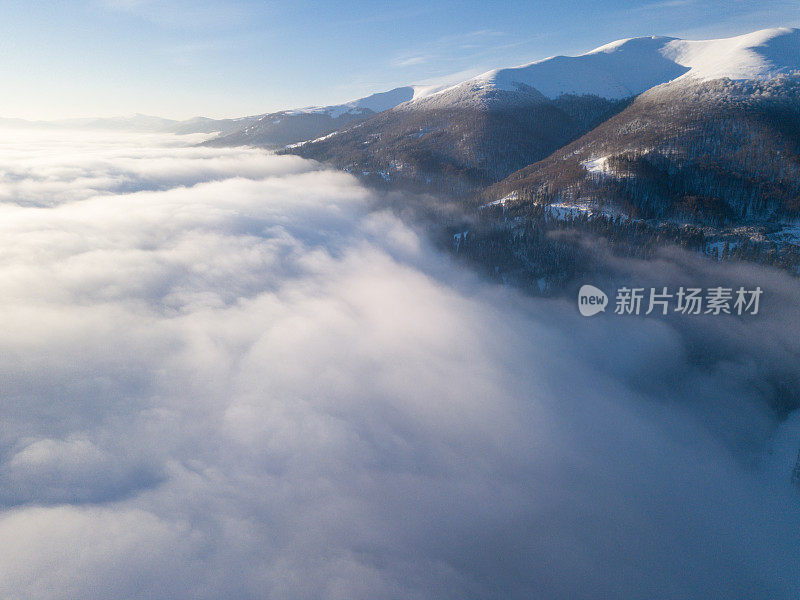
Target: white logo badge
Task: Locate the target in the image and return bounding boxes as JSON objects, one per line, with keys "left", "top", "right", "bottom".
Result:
{"left": 578, "top": 284, "right": 608, "bottom": 316}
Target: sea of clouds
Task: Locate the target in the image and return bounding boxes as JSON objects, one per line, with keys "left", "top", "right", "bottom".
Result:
{"left": 0, "top": 129, "right": 799, "bottom": 599}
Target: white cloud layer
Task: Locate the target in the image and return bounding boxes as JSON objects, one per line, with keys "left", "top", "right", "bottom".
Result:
{"left": 0, "top": 130, "right": 799, "bottom": 599}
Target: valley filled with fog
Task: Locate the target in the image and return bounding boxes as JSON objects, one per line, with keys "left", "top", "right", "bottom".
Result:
{"left": 1, "top": 130, "right": 800, "bottom": 599}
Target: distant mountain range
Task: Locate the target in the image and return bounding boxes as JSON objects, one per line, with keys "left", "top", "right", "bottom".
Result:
{"left": 204, "top": 87, "right": 416, "bottom": 148}
{"left": 0, "top": 88, "right": 419, "bottom": 146}
{"left": 0, "top": 113, "right": 256, "bottom": 135}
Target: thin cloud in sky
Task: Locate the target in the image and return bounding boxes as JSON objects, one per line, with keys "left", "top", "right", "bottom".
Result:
{"left": 389, "top": 29, "right": 544, "bottom": 87}
{"left": 98, "top": 0, "right": 252, "bottom": 29}
{"left": 394, "top": 55, "right": 429, "bottom": 67}
{"left": 636, "top": 0, "right": 703, "bottom": 10}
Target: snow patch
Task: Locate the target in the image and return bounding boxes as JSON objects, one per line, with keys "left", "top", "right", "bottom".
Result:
{"left": 284, "top": 130, "right": 340, "bottom": 149}
{"left": 582, "top": 156, "right": 610, "bottom": 175}
{"left": 545, "top": 201, "right": 624, "bottom": 221}
{"left": 480, "top": 192, "right": 518, "bottom": 210}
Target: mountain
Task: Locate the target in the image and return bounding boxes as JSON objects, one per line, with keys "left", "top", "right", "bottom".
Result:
{"left": 402, "top": 27, "right": 800, "bottom": 108}
{"left": 487, "top": 75, "right": 800, "bottom": 222}
{"left": 205, "top": 87, "right": 416, "bottom": 148}
{"left": 413, "top": 27, "right": 800, "bottom": 106}
{"left": 486, "top": 28, "right": 800, "bottom": 221}
{"left": 460, "top": 28, "right": 800, "bottom": 284}
{"left": 0, "top": 113, "right": 257, "bottom": 135}
{"left": 282, "top": 92, "right": 630, "bottom": 195}
{"left": 407, "top": 35, "right": 688, "bottom": 106}
{"left": 64, "top": 114, "right": 184, "bottom": 132}
{"left": 282, "top": 28, "right": 800, "bottom": 202}
{"left": 0, "top": 87, "right": 417, "bottom": 145}
{"left": 169, "top": 116, "right": 258, "bottom": 135}
{"left": 660, "top": 27, "right": 800, "bottom": 81}
{"left": 280, "top": 27, "right": 800, "bottom": 280}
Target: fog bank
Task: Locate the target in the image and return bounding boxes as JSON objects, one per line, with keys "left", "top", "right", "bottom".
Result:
{"left": 0, "top": 131, "right": 799, "bottom": 599}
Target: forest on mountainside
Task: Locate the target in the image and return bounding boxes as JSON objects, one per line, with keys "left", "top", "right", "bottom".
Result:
{"left": 490, "top": 76, "right": 800, "bottom": 224}
{"left": 283, "top": 94, "right": 631, "bottom": 196}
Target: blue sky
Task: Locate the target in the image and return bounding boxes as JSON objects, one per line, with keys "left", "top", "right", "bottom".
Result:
{"left": 1, "top": 0, "right": 798, "bottom": 119}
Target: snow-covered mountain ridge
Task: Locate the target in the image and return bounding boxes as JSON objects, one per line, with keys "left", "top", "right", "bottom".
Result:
{"left": 282, "top": 87, "right": 415, "bottom": 118}
{"left": 407, "top": 27, "right": 800, "bottom": 107}
{"left": 284, "top": 26, "right": 800, "bottom": 215}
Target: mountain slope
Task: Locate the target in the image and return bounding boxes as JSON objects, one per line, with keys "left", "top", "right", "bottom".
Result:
{"left": 284, "top": 28, "right": 800, "bottom": 196}
{"left": 206, "top": 87, "right": 415, "bottom": 148}
{"left": 486, "top": 28, "right": 800, "bottom": 224}
{"left": 490, "top": 76, "right": 800, "bottom": 221}
{"left": 283, "top": 94, "right": 630, "bottom": 195}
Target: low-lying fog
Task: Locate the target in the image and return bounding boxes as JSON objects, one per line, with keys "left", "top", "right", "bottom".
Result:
{"left": 0, "top": 130, "right": 799, "bottom": 599}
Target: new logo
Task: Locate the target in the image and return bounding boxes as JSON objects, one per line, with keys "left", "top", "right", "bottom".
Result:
{"left": 578, "top": 284, "right": 608, "bottom": 316}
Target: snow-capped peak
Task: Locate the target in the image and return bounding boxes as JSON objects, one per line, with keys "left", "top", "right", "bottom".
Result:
{"left": 408, "top": 27, "right": 800, "bottom": 107}
{"left": 662, "top": 27, "right": 800, "bottom": 82}
{"left": 475, "top": 35, "right": 685, "bottom": 99}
